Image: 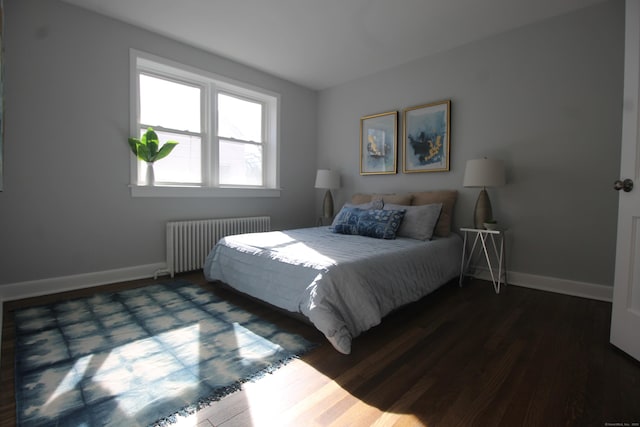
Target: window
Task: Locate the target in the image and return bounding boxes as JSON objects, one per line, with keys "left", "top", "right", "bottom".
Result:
{"left": 130, "top": 50, "right": 280, "bottom": 197}
{"left": 218, "top": 93, "right": 263, "bottom": 186}
{"left": 138, "top": 73, "right": 202, "bottom": 185}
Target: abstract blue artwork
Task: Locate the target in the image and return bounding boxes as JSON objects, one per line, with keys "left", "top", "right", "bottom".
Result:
{"left": 360, "top": 111, "right": 397, "bottom": 175}
{"left": 403, "top": 100, "right": 451, "bottom": 173}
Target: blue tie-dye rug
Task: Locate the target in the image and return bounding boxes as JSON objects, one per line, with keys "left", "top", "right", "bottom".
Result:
{"left": 13, "top": 280, "right": 317, "bottom": 426}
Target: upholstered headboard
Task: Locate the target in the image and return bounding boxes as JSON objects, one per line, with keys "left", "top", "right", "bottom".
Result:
{"left": 349, "top": 190, "right": 458, "bottom": 237}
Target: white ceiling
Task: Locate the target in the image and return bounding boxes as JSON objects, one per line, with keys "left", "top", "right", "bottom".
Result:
{"left": 60, "top": 0, "right": 606, "bottom": 90}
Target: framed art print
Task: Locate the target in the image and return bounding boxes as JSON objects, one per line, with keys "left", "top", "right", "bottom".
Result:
{"left": 403, "top": 100, "right": 451, "bottom": 173}
{"left": 360, "top": 111, "right": 398, "bottom": 175}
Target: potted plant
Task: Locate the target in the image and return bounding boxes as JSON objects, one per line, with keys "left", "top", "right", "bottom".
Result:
{"left": 483, "top": 219, "right": 498, "bottom": 230}
{"left": 128, "top": 127, "right": 178, "bottom": 186}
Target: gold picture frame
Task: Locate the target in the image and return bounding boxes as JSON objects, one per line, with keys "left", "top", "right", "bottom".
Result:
{"left": 403, "top": 100, "right": 451, "bottom": 173}
{"left": 360, "top": 111, "right": 398, "bottom": 175}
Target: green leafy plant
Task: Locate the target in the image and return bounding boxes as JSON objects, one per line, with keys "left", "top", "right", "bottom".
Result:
{"left": 128, "top": 127, "right": 178, "bottom": 163}
{"left": 485, "top": 219, "right": 497, "bottom": 224}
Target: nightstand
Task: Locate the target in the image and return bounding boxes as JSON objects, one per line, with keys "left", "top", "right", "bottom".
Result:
{"left": 459, "top": 227, "right": 507, "bottom": 293}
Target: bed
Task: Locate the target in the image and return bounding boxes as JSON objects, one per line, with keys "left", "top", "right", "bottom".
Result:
{"left": 204, "top": 190, "right": 462, "bottom": 354}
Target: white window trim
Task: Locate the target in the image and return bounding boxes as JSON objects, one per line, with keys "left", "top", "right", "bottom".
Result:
{"left": 130, "top": 186, "right": 281, "bottom": 198}
{"left": 128, "top": 49, "right": 281, "bottom": 198}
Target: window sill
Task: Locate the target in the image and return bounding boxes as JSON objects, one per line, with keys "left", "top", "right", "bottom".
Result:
{"left": 129, "top": 185, "right": 281, "bottom": 198}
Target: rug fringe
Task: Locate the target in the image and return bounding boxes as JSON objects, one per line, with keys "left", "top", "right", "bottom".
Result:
{"left": 150, "top": 351, "right": 315, "bottom": 427}
{"left": 12, "top": 280, "right": 318, "bottom": 427}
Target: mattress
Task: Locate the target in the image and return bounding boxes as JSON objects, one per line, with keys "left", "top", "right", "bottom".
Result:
{"left": 204, "top": 226, "right": 462, "bottom": 354}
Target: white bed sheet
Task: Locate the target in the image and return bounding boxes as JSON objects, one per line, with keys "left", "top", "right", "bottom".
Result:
{"left": 203, "top": 226, "right": 462, "bottom": 354}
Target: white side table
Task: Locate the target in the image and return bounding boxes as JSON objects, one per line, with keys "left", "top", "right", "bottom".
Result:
{"left": 459, "top": 227, "right": 507, "bottom": 293}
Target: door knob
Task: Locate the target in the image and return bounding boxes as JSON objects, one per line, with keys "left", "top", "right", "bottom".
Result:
{"left": 614, "top": 178, "right": 634, "bottom": 192}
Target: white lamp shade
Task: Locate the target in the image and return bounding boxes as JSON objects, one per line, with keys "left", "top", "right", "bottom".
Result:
{"left": 463, "top": 158, "right": 506, "bottom": 188}
{"left": 315, "top": 169, "right": 341, "bottom": 189}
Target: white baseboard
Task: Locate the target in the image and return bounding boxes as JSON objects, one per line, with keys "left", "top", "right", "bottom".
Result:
{"left": 1, "top": 264, "right": 614, "bottom": 305}
{"left": 469, "top": 266, "right": 613, "bottom": 302}
{"left": 0, "top": 262, "right": 167, "bottom": 302}
{"left": 0, "top": 262, "right": 612, "bottom": 363}
{"left": 0, "top": 262, "right": 168, "bottom": 364}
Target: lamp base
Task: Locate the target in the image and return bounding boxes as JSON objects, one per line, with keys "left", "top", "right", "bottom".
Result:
{"left": 474, "top": 188, "right": 493, "bottom": 229}
{"left": 323, "top": 189, "right": 334, "bottom": 218}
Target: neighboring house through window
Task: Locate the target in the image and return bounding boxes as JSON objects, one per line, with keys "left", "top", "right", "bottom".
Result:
{"left": 129, "top": 50, "right": 280, "bottom": 197}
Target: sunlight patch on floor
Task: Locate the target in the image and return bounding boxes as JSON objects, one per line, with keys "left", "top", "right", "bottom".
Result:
{"left": 372, "top": 412, "right": 427, "bottom": 426}
{"left": 162, "top": 356, "right": 430, "bottom": 427}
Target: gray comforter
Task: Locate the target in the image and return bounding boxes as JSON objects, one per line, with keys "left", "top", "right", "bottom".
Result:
{"left": 204, "top": 227, "right": 462, "bottom": 354}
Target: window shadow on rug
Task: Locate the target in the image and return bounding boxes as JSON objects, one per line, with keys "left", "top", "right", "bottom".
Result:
{"left": 13, "top": 280, "right": 317, "bottom": 426}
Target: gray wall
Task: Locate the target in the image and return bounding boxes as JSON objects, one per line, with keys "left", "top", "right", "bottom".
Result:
{"left": 317, "top": 0, "right": 624, "bottom": 286}
{"left": 0, "top": 0, "right": 624, "bottom": 289}
{"left": 0, "top": 0, "right": 318, "bottom": 285}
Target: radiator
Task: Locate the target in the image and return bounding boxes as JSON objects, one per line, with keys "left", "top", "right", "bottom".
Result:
{"left": 156, "top": 216, "right": 271, "bottom": 278}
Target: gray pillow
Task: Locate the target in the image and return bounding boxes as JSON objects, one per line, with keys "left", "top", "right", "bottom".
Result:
{"left": 383, "top": 202, "right": 442, "bottom": 240}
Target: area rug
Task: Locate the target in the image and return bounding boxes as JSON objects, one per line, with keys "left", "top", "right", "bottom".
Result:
{"left": 13, "top": 280, "right": 317, "bottom": 426}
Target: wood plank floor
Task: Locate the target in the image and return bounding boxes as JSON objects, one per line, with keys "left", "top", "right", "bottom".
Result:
{"left": 2, "top": 272, "right": 640, "bottom": 426}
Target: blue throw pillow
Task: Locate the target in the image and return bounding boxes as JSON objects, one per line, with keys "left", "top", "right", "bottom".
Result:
{"left": 331, "top": 200, "right": 384, "bottom": 228}
{"left": 331, "top": 207, "right": 362, "bottom": 235}
{"left": 332, "top": 208, "right": 406, "bottom": 239}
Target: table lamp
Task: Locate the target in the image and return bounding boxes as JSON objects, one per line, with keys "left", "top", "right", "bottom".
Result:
{"left": 463, "top": 158, "right": 506, "bottom": 228}
{"left": 315, "top": 169, "right": 341, "bottom": 218}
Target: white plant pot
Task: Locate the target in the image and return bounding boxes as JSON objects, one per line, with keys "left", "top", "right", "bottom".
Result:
{"left": 146, "top": 162, "right": 155, "bottom": 186}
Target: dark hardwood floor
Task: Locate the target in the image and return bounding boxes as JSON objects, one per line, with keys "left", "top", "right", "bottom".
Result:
{"left": 2, "top": 272, "right": 639, "bottom": 426}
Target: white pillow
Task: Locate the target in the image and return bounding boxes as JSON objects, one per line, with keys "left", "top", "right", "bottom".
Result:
{"left": 383, "top": 203, "right": 442, "bottom": 240}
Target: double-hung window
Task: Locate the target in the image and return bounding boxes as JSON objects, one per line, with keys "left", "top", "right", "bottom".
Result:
{"left": 130, "top": 50, "right": 280, "bottom": 197}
